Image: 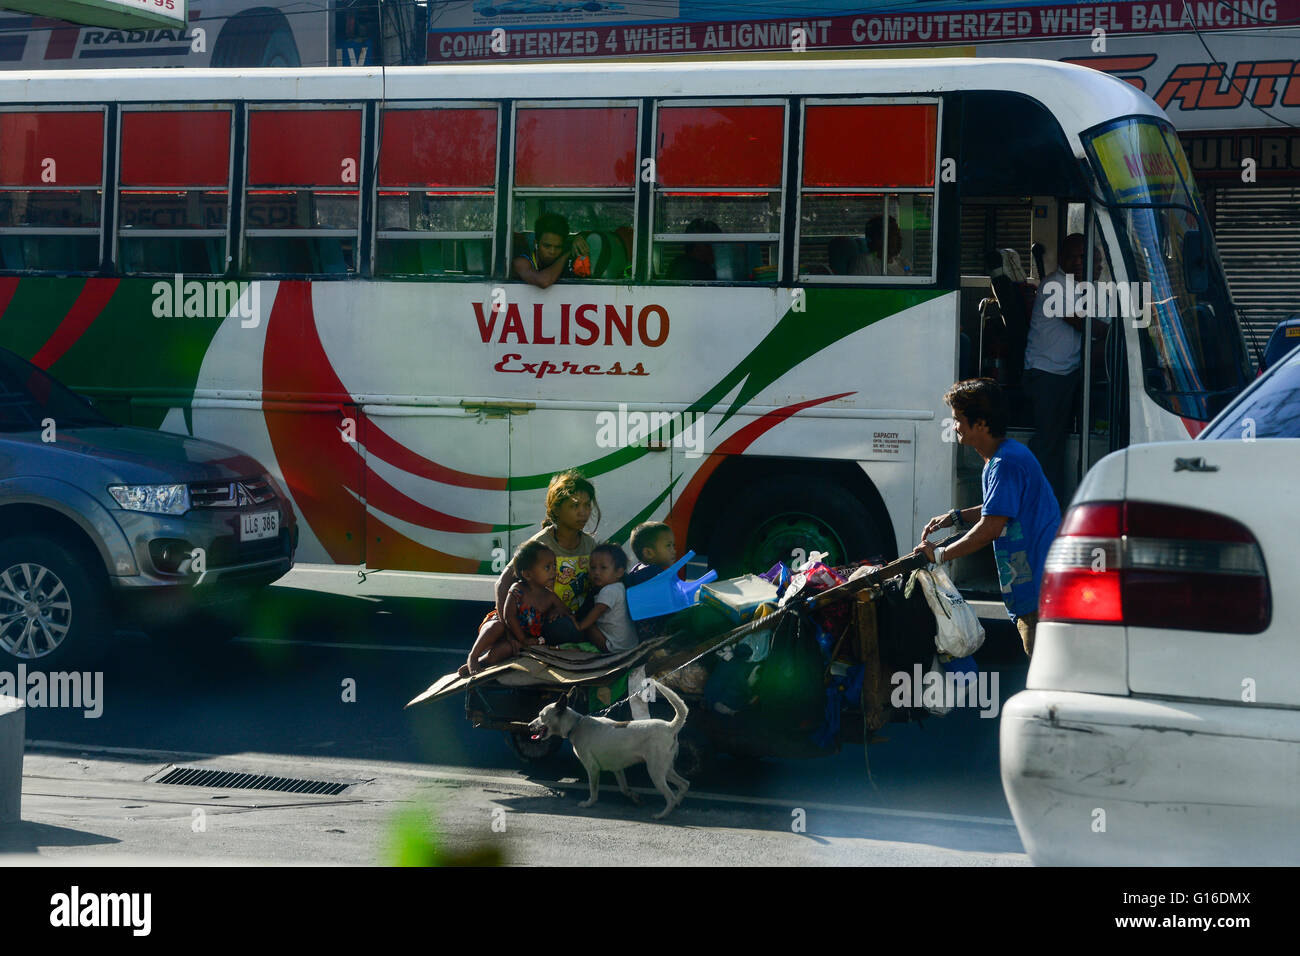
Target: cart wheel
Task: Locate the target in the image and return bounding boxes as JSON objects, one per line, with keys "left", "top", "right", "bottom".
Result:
{"left": 506, "top": 730, "right": 564, "bottom": 765}
{"left": 673, "top": 731, "right": 714, "bottom": 780}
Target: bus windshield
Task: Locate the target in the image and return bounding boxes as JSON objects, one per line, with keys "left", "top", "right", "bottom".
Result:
{"left": 1084, "top": 116, "right": 1253, "bottom": 422}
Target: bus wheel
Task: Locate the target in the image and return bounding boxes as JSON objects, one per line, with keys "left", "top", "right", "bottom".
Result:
{"left": 705, "top": 474, "right": 889, "bottom": 577}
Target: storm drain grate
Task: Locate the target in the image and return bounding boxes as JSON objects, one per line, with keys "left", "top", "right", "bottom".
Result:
{"left": 155, "top": 767, "right": 351, "bottom": 795}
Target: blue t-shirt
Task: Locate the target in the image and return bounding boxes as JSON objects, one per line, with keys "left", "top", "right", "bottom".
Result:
{"left": 981, "top": 438, "right": 1061, "bottom": 620}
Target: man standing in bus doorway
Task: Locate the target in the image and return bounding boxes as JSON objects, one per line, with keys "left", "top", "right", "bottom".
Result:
{"left": 916, "top": 379, "right": 1060, "bottom": 657}
{"left": 513, "top": 212, "right": 590, "bottom": 289}
{"left": 1022, "top": 233, "right": 1108, "bottom": 509}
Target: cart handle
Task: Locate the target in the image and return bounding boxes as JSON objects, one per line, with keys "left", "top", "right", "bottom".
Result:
{"left": 803, "top": 534, "right": 962, "bottom": 610}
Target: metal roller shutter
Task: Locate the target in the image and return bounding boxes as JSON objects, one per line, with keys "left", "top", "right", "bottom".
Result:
{"left": 1210, "top": 185, "right": 1300, "bottom": 363}
{"left": 960, "top": 201, "right": 1033, "bottom": 276}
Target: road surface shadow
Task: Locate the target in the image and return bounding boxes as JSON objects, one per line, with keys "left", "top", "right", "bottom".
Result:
{"left": 0, "top": 820, "right": 121, "bottom": 854}
{"left": 491, "top": 791, "right": 1026, "bottom": 856}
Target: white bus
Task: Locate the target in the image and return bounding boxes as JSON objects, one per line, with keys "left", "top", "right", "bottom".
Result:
{"left": 0, "top": 59, "right": 1255, "bottom": 598}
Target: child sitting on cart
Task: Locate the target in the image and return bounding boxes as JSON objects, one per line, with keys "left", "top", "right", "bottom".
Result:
{"left": 625, "top": 521, "right": 677, "bottom": 587}
{"left": 459, "top": 540, "right": 572, "bottom": 675}
{"left": 572, "top": 542, "right": 639, "bottom": 653}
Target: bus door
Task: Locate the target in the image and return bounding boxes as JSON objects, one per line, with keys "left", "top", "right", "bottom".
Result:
{"left": 361, "top": 402, "right": 510, "bottom": 576}
{"left": 1070, "top": 200, "right": 1124, "bottom": 502}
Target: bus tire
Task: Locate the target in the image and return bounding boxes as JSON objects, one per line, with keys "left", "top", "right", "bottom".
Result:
{"left": 705, "top": 473, "right": 890, "bottom": 578}
{"left": 211, "top": 9, "right": 301, "bottom": 68}
{"left": 0, "top": 533, "right": 112, "bottom": 669}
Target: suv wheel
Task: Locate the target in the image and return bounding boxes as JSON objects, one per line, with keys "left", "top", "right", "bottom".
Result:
{"left": 0, "top": 535, "right": 111, "bottom": 668}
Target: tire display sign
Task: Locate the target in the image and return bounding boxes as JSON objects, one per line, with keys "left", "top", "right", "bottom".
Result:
{"left": 0, "top": 0, "right": 186, "bottom": 31}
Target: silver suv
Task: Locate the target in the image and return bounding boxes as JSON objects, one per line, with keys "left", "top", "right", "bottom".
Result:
{"left": 0, "top": 347, "right": 296, "bottom": 667}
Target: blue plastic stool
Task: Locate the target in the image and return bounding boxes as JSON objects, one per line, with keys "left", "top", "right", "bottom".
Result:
{"left": 625, "top": 550, "right": 718, "bottom": 621}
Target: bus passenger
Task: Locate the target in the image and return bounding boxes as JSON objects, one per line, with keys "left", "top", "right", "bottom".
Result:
{"left": 854, "top": 215, "right": 910, "bottom": 276}
{"left": 461, "top": 470, "right": 599, "bottom": 676}
{"left": 513, "top": 212, "right": 591, "bottom": 289}
{"left": 667, "top": 219, "right": 721, "bottom": 280}
{"left": 1022, "top": 233, "right": 1109, "bottom": 508}
{"left": 915, "top": 379, "right": 1060, "bottom": 658}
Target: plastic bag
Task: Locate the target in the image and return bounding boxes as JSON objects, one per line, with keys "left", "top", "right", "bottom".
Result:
{"left": 907, "top": 565, "right": 985, "bottom": 658}
{"left": 924, "top": 654, "right": 952, "bottom": 716}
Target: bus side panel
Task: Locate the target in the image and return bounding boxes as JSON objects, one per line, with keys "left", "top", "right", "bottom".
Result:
{"left": 508, "top": 405, "right": 672, "bottom": 550}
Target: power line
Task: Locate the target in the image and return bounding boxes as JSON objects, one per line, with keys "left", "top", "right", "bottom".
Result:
{"left": 1182, "top": 0, "right": 1298, "bottom": 128}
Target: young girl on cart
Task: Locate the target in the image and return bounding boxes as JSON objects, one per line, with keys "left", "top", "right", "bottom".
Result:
{"left": 459, "top": 470, "right": 600, "bottom": 676}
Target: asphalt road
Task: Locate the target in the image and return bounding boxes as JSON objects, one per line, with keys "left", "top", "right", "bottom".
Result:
{"left": 8, "top": 581, "right": 1032, "bottom": 864}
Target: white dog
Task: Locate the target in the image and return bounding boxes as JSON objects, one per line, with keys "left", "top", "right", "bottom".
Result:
{"left": 528, "top": 680, "right": 690, "bottom": 819}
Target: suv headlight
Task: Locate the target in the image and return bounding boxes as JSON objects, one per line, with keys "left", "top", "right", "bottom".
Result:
{"left": 108, "top": 484, "right": 190, "bottom": 515}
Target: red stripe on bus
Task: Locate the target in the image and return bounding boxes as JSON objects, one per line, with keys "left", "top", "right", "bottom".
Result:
{"left": 666, "top": 391, "right": 855, "bottom": 548}
{"left": 0, "top": 277, "right": 19, "bottom": 320}
{"left": 30, "top": 279, "right": 119, "bottom": 370}
{"left": 362, "top": 419, "right": 507, "bottom": 490}
{"left": 364, "top": 467, "right": 498, "bottom": 534}
{"left": 263, "top": 281, "right": 503, "bottom": 563}
{"left": 260, "top": 280, "right": 504, "bottom": 489}
{"left": 1180, "top": 416, "right": 1207, "bottom": 438}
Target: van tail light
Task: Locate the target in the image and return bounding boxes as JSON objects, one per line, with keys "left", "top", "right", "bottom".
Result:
{"left": 1040, "top": 501, "right": 1271, "bottom": 634}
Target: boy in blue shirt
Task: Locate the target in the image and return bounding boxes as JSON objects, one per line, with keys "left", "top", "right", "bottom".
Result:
{"left": 915, "top": 379, "right": 1061, "bottom": 657}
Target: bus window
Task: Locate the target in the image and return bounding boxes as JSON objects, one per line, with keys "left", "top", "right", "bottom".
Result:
{"left": 376, "top": 106, "right": 497, "bottom": 277}
{"left": 244, "top": 107, "right": 362, "bottom": 276}
{"left": 797, "top": 103, "right": 937, "bottom": 282}
{"left": 0, "top": 110, "right": 104, "bottom": 273}
{"left": 118, "top": 109, "right": 232, "bottom": 276}
{"left": 652, "top": 103, "right": 783, "bottom": 283}
{"left": 511, "top": 105, "right": 637, "bottom": 281}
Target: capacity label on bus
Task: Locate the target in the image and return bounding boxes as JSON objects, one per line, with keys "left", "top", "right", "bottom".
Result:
{"left": 867, "top": 427, "right": 915, "bottom": 461}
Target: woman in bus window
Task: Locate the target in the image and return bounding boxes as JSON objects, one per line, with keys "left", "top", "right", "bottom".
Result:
{"left": 853, "top": 215, "right": 911, "bottom": 277}
{"left": 513, "top": 212, "right": 591, "bottom": 289}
